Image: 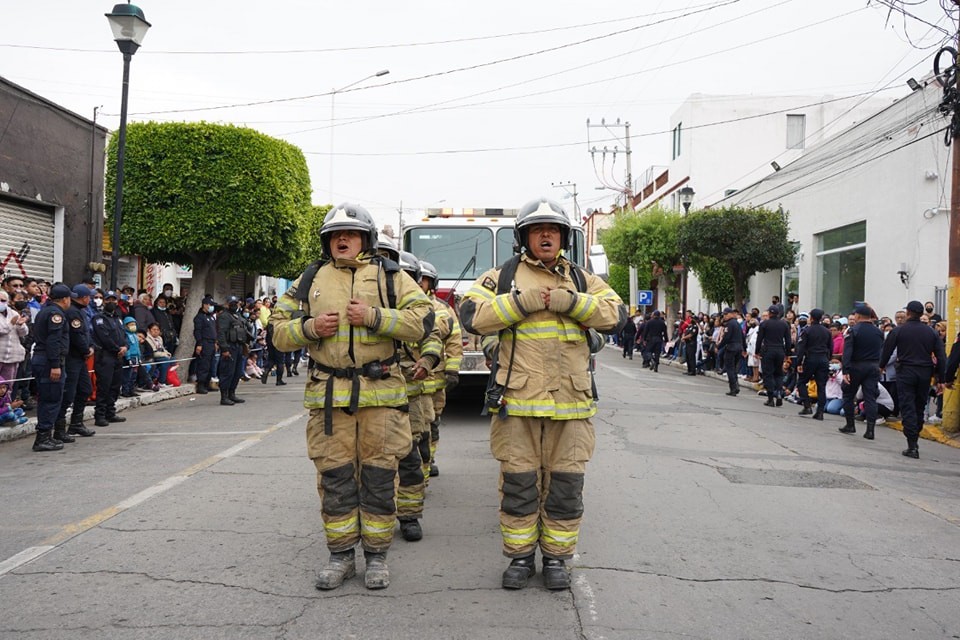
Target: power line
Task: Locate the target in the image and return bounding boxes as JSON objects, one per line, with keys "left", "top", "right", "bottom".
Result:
{"left": 115, "top": 0, "right": 744, "bottom": 117}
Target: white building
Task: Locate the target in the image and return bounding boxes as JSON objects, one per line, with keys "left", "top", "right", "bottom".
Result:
{"left": 630, "top": 92, "right": 907, "bottom": 313}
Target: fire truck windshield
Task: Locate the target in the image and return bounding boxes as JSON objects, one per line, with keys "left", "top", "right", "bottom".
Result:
{"left": 404, "top": 227, "right": 495, "bottom": 280}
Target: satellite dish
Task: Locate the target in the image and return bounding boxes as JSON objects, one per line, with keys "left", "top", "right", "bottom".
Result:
{"left": 585, "top": 208, "right": 594, "bottom": 216}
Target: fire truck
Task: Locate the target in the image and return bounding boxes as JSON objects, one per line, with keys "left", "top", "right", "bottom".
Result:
{"left": 401, "top": 206, "right": 606, "bottom": 387}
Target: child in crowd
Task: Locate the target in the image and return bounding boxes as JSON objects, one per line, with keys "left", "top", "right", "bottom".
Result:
{"left": 0, "top": 376, "right": 27, "bottom": 425}
{"left": 121, "top": 317, "right": 142, "bottom": 397}
{"left": 823, "top": 361, "right": 845, "bottom": 415}
{"left": 245, "top": 353, "right": 264, "bottom": 380}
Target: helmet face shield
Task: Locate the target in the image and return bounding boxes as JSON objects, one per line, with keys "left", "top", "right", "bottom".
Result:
{"left": 419, "top": 260, "right": 438, "bottom": 284}
{"left": 515, "top": 198, "right": 571, "bottom": 255}
{"left": 320, "top": 203, "right": 378, "bottom": 258}
{"left": 398, "top": 250, "right": 422, "bottom": 283}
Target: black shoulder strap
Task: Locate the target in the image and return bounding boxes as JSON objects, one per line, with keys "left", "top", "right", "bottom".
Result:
{"left": 496, "top": 254, "right": 523, "bottom": 294}
{"left": 372, "top": 255, "right": 400, "bottom": 310}
{"left": 294, "top": 260, "right": 325, "bottom": 302}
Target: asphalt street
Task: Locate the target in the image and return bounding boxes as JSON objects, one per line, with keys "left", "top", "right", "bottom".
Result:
{"left": 1, "top": 350, "right": 959, "bottom": 639}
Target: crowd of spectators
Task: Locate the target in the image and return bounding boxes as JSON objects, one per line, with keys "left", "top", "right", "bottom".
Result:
{"left": 617, "top": 296, "right": 960, "bottom": 425}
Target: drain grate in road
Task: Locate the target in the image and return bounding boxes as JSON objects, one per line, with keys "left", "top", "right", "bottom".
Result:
{"left": 717, "top": 467, "right": 874, "bottom": 490}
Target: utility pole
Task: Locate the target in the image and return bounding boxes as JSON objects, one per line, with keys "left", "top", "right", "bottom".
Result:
{"left": 550, "top": 181, "right": 579, "bottom": 219}
{"left": 587, "top": 117, "right": 636, "bottom": 310}
{"left": 944, "top": 9, "right": 960, "bottom": 433}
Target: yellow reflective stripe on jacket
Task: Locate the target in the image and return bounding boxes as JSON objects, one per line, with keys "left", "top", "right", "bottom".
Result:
{"left": 542, "top": 526, "right": 579, "bottom": 549}
{"left": 567, "top": 292, "right": 599, "bottom": 323}
{"left": 464, "top": 282, "right": 496, "bottom": 301}
{"left": 324, "top": 515, "right": 359, "bottom": 540}
{"left": 303, "top": 386, "right": 408, "bottom": 408}
{"left": 503, "top": 397, "right": 597, "bottom": 419}
{"left": 275, "top": 314, "right": 310, "bottom": 348}
{"left": 405, "top": 380, "right": 424, "bottom": 397}
{"left": 492, "top": 293, "right": 525, "bottom": 326}
{"left": 444, "top": 356, "right": 462, "bottom": 372}
{"left": 362, "top": 518, "right": 394, "bottom": 540}
{"left": 501, "top": 523, "right": 539, "bottom": 546}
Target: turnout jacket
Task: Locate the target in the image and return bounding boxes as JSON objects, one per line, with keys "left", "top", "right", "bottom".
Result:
{"left": 421, "top": 294, "right": 463, "bottom": 395}
{"left": 270, "top": 253, "right": 435, "bottom": 409}
{"left": 397, "top": 275, "right": 444, "bottom": 398}
{"left": 460, "top": 253, "right": 625, "bottom": 419}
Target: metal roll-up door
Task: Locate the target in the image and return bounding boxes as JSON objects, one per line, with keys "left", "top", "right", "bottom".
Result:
{"left": 0, "top": 196, "right": 55, "bottom": 282}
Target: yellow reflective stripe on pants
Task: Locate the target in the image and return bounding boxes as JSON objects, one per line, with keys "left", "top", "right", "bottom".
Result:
{"left": 324, "top": 514, "right": 359, "bottom": 541}
{"left": 501, "top": 523, "right": 539, "bottom": 547}
{"left": 542, "top": 526, "right": 579, "bottom": 549}
{"left": 362, "top": 518, "right": 394, "bottom": 540}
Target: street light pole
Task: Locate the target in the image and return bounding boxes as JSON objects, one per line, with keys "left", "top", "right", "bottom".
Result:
{"left": 328, "top": 69, "right": 389, "bottom": 204}
{"left": 105, "top": 3, "right": 150, "bottom": 292}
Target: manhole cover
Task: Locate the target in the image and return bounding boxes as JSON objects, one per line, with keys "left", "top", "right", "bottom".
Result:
{"left": 717, "top": 467, "right": 874, "bottom": 490}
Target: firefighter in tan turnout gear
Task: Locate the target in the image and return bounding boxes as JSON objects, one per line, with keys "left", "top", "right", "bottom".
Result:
{"left": 418, "top": 260, "right": 463, "bottom": 479}
{"left": 394, "top": 251, "right": 443, "bottom": 542}
{"left": 460, "top": 197, "right": 626, "bottom": 591}
{"left": 270, "top": 204, "right": 435, "bottom": 591}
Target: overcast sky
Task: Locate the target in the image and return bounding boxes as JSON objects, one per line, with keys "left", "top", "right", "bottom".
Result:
{"left": 1, "top": 0, "right": 954, "bottom": 229}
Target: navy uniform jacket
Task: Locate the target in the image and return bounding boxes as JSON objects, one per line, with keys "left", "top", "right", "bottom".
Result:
{"left": 65, "top": 301, "right": 93, "bottom": 360}
{"left": 642, "top": 317, "right": 668, "bottom": 344}
{"left": 842, "top": 321, "right": 884, "bottom": 371}
{"left": 795, "top": 323, "right": 831, "bottom": 364}
{"left": 92, "top": 310, "right": 126, "bottom": 355}
{"left": 718, "top": 318, "right": 744, "bottom": 349}
{"left": 755, "top": 317, "right": 792, "bottom": 354}
{"left": 32, "top": 301, "right": 69, "bottom": 365}
{"left": 217, "top": 310, "right": 247, "bottom": 350}
{"left": 194, "top": 311, "right": 218, "bottom": 344}
{"left": 879, "top": 319, "right": 947, "bottom": 382}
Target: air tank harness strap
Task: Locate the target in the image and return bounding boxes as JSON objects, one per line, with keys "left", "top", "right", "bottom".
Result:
{"left": 312, "top": 354, "right": 399, "bottom": 435}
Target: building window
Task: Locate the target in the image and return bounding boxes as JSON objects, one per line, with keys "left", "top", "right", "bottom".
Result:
{"left": 786, "top": 114, "right": 805, "bottom": 149}
{"left": 672, "top": 122, "right": 682, "bottom": 160}
{"left": 816, "top": 222, "right": 865, "bottom": 313}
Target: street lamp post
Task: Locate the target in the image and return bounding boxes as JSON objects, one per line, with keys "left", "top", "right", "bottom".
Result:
{"left": 329, "top": 69, "right": 390, "bottom": 204}
{"left": 105, "top": 2, "right": 151, "bottom": 292}
{"left": 677, "top": 185, "right": 695, "bottom": 311}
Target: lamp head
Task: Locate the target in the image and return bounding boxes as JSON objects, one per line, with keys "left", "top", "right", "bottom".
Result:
{"left": 106, "top": 3, "right": 151, "bottom": 50}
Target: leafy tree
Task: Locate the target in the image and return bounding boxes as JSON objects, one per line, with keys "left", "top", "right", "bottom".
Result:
{"left": 607, "top": 263, "right": 630, "bottom": 305}
{"left": 678, "top": 206, "right": 797, "bottom": 310}
{"left": 106, "top": 121, "right": 313, "bottom": 356}
{"left": 688, "top": 255, "right": 737, "bottom": 308}
{"left": 599, "top": 207, "right": 683, "bottom": 322}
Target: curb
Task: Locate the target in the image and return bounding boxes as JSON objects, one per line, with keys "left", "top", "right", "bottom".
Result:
{"left": 0, "top": 385, "right": 196, "bottom": 445}
{"left": 604, "top": 343, "right": 958, "bottom": 449}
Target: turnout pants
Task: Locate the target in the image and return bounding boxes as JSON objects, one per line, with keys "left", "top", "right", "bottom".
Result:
{"left": 58, "top": 356, "right": 92, "bottom": 425}
{"left": 94, "top": 351, "right": 122, "bottom": 420}
{"left": 397, "top": 393, "right": 431, "bottom": 519}
{"left": 430, "top": 387, "right": 446, "bottom": 465}
{"left": 761, "top": 349, "right": 786, "bottom": 399}
{"left": 797, "top": 356, "right": 829, "bottom": 413}
{"left": 842, "top": 361, "right": 880, "bottom": 422}
{"left": 490, "top": 415, "right": 596, "bottom": 560}
{"left": 895, "top": 365, "right": 933, "bottom": 446}
{"left": 307, "top": 405, "right": 412, "bottom": 554}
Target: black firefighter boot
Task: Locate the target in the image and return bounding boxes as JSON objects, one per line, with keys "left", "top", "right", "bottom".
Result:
{"left": 53, "top": 419, "right": 76, "bottom": 444}
{"left": 220, "top": 389, "right": 235, "bottom": 406}
{"left": 363, "top": 551, "right": 390, "bottom": 590}
{"left": 315, "top": 549, "right": 357, "bottom": 590}
{"left": 542, "top": 558, "right": 572, "bottom": 590}
{"left": 839, "top": 415, "right": 856, "bottom": 434}
{"left": 798, "top": 400, "right": 812, "bottom": 416}
{"left": 863, "top": 421, "right": 876, "bottom": 440}
{"left": 501, "top": 554, "right": 536, "bottom": 590}
{"left": 33, "top": 429, "right": 64, "bottom": 452}
{"left": 399, "top": 517, "right": 423, "bottom": 542}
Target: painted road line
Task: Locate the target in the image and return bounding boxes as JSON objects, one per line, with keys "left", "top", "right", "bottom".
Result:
{"left": 0, "top": 411, "right": 306, "bottom": 578}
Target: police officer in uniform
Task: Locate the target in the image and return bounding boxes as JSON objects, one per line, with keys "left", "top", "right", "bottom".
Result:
{"left": 461, "top": 198, "right": 626, "bottom": 591}
{"left": 717, "top": 307, "right": 744, "bottom": 396}
{"left": 55, "top": 284, "right": 97, "bottom": 441}
{"left": 30, "top": 284, "right": 73, "bottom": 452}
{"left": 193, "top": 296, "right": 218, "bottom": 394}
{"left": 270, "top": 203, "right": 434, "bottom": 591}
{"left": 840, "top": 303, "right": 884, "bottom": 439}
{"left": 217, "top": 295, "right": 247, "bottom": 406}
{"left": 92, "top": 290, "right": 128, "bottom": 427}
{"left": 795, "top": 308, "right": 831, "bottom": 421}
{"left": 642, "top": 310, "right": 667, "bottom": 372}
{"left": 879, "top": 300, "right": 946, "bottom": 458}
{"left": 753, "top": 304, "right": 792, "bottom": 407}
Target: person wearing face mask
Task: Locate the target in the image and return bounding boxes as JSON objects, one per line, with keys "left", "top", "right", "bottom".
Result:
{"left": 0, "top": 289, "right": 28, "bottom": 387}
{"left": 216, "top": 295, "right": 248, "bottom": 406}
{"left": 29, "top": 284, "right": 73, "bottom": 452}
{"left": 152, "top": 295, "right": 179, "bottom": 356}
{"left": 91, "top": 291, "right": 128, "bottom": 427}
{"left": 923, "top": 301, "right": 943, "bottom": 324}
{"left": 193, "top": 297, "right": 218, "bottom": 394}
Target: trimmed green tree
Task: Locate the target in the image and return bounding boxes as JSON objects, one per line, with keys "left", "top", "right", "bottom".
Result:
{"left": 106, "top": 121, "right": 313, "bottom": 357}
{"left": 687, "top": 255, "right": 737, "bottom": 308}
{"left": 678, "top": 206, "right": 797, "bottom": 310}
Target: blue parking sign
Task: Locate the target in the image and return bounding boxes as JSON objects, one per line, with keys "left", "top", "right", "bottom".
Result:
{"left": 638, "top": 290, "right": 654, "bottom": 306}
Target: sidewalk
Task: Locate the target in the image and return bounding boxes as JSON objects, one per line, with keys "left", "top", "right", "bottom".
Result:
{"left": 0, "top": 384, "right": 196, "bottom": 444}
{"left": 610, "top": 343, "right": 960, "bottom": 450}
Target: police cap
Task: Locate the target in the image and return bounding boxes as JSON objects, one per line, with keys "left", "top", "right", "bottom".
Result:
{"left": 72, "top": 284, "right": 95, "bottom": 299}
{"left": 905, "top": 300, "right": 924, "bottom": 314}
{"left": 49, "top": 283, "right": 72, "bottom": 300}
